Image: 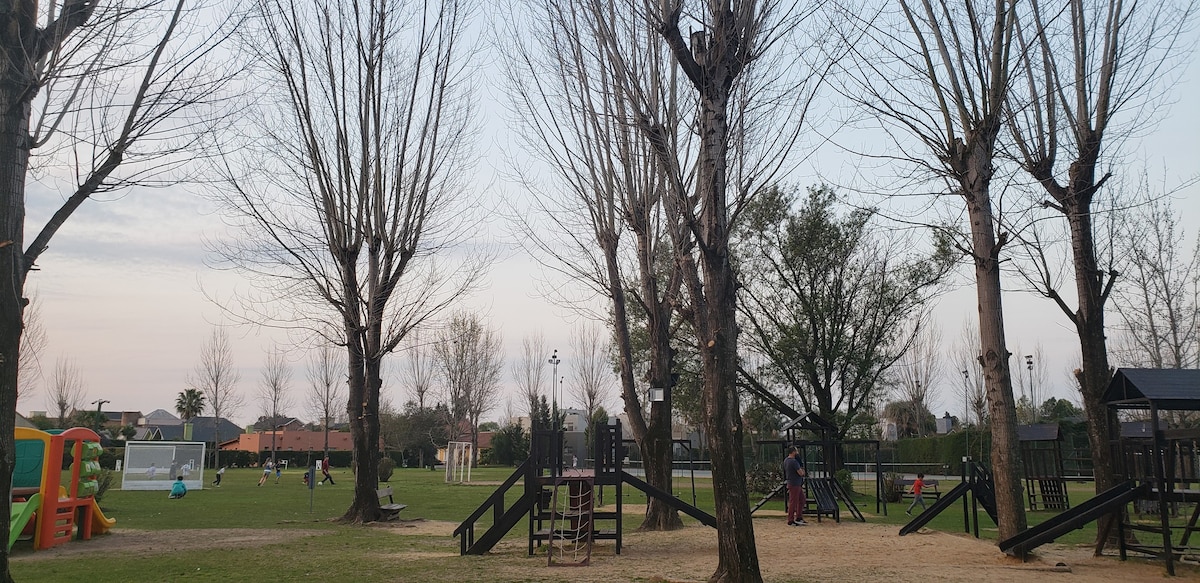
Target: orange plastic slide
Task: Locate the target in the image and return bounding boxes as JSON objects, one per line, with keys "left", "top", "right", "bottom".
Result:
{"left": 89, "top": 500, "right": 116, "bottom": 536}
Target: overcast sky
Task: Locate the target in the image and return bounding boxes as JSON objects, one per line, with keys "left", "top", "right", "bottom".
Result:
{"left": 20, "top": 13, "right": 1200, "bottom": 429}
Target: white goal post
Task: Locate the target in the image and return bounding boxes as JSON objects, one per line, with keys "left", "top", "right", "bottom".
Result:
{"left": 444, "top": 441, "right": 472, "bottom": 483}
{"left": 122, "top": 442, "right": 206, "bottom": 491}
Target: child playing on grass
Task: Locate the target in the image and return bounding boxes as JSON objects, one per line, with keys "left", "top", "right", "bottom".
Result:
{"left": 168, "top": 476, "right": 187, "bottom": 499}
{"left": 905, "top": 473, "right": 926, "bottom": 516}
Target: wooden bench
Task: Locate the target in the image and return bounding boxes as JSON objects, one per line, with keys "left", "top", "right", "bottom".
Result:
{"left": 377, "top": 487, "right": 408, "bottom": 520}
{"left": 894, "top": 478, "right": 941, "bottom": 500}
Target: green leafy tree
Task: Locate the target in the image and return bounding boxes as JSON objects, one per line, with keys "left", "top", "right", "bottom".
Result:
{"left": 488, "top": 422, "right": 529, "bottom": 467}
{"left": 737, "top": 185, "right": 953, "bottom": 468}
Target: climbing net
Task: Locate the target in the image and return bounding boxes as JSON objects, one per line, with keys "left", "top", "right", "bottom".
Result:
{"left": 547, "top": 476, "right": 594, "bottom": 567}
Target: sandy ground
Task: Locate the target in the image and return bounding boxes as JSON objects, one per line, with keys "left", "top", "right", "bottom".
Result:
{"left": 11, "top": 510, "right": 1194, "bottom": 582}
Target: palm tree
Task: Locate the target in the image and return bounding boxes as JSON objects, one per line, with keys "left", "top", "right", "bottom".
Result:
{"left": 175, "top": 388, "right": 206, "bottom": 421}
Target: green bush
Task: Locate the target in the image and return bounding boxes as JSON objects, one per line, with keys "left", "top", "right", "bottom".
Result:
{"left": 834, "top": 468, "right": 854, "bottom": 494}
{"left": 746, "top": 462, "right": 783, "bottom": 496}
{"left": 882, "top": 472, "right": 903, "bottom": 503}
{"left": 378, "top": 457, "right": 396, "bottom": 483}
{"left": 94, "top": 469, "right": 116, "bottom": 503}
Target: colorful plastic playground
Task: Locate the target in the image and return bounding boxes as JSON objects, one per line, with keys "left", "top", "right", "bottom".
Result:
{"left": 11, "top": 426, "right": 115, "bottom": 551}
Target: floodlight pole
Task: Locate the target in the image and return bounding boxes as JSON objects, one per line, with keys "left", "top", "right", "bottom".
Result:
{"left": 548, "top": 350, "right": 561, "bottom": 429}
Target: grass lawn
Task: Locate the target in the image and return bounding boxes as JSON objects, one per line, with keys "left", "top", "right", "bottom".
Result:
{"left": 8, "top": 467, "right": 1188, "bottom": 582}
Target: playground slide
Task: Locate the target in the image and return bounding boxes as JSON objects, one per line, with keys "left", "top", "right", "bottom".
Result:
{"left": 8, "top": 493, "right": 40, "bottom": 551}
{"left": 89, "top": 499, "right": 116, "bottom": 536}
{"left": 899, "top": 482, "right": 971, "bottom": 536}
{"left": 621, "top": 471, "right": 717, "bottom": 528}
{"left": 998, "top": 481, "right": 1147, "bottom": 556}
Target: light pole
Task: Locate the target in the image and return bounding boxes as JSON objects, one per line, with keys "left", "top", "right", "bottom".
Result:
{"left": 1025, "top": 354, "right": 1035, "bottom": 423}
{"left": 548, "top": 350, "right": 560, "bottom": 428}
{"left": 91, "top": 399, "right": 110, "bottom": 432}
{"left": 961, "top": 370, "right": 970, "bottom": 455}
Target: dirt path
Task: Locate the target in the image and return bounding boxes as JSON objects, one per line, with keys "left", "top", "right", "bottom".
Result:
{"left": 11, "top": 515, "right": 1189, "bottom": 582}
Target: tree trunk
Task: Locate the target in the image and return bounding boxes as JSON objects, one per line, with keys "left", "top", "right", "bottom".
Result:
{"left": 341, "top": 331, "right": 382, "bottom": 523}
{"left": 0, "top": 69, "right": 33, "bottom": 583}
{"left": 1064, "top": 198, "right": 1120, "bottom": 549}
{"left": 605, "top": 233, "right": 683, "bottom": 530}
{"left": 965, "top": 187, "right": 1027, "bottom": 544}
{"left": 691, "top": 93, "right": 762, "bottom": 582}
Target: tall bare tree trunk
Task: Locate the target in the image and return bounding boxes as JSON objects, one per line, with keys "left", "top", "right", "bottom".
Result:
{"left": 0, "top": 86, "right": 26, "bottom": 582}
{"left": 678, "top": 92, "right": 762, "bottom": 583}
{"left": 0, "top": 29, "right": 36, "bottom": 581}
{"left": 965, "top": 182, "right": 1026, "bottom": 542}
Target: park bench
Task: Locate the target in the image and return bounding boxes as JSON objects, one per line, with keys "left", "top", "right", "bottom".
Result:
{"left": 377, "top": 486, "right": 408, "bottom": 520}
{"left": 894, "top": 478, "right": 941, "bottom": 500}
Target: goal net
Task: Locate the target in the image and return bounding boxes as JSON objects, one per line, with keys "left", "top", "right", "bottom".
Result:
{"left": 122, "top": 442, "right": 206, "bottom": 491}
{"left": 444, "top": 441, "right": 472, "bottom": 483}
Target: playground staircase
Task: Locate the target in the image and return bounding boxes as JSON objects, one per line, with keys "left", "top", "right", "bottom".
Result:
{"left": 454, "top": 459, "right": 533, "bottom": 555}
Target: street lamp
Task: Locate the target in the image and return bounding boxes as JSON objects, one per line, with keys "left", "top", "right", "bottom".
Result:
{"left": 1025, "top": 354, "right": 1035, "bottom": 422}
{"left": 548, "top": 350, "right": 561, "bottom": 428}
{"left": 91, "top": 399, "right": 110, "bottom": 432}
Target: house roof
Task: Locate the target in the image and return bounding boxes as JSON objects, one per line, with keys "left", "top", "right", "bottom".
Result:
{"left": 1104, "top": 368, "right": 1200, "bottom": 411}
{"left": 144, "top": 409, "right": 182, "bottom": 425}
{"left": 151, "top": 417, "right": 242, "bottom": 443}
{"left": 1017, "top": 424, "right": 1062, "bottom": 442}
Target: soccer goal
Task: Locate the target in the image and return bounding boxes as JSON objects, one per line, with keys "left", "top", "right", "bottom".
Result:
{"left": 444, "top": 441, "right": 472, "bottom": 483}
{"left": 122, "top": 442, "right": 206, "bottom": 491}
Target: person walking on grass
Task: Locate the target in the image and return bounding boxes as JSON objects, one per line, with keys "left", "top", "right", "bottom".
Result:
{"left": 906, "top": 473, "right": 927, "bottom": 516}
{"left": 319, "top": 456, "right": 335, "bottom": 485}
{"left": 212, "top": 466, "right": 226, "bottom": 487}
{"left": 783, "top": 446, "right": 807, "bottom": 526}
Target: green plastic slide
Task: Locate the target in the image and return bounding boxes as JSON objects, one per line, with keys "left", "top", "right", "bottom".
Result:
{"left": 9, "top": 493, "right": 40, "bottom": 551}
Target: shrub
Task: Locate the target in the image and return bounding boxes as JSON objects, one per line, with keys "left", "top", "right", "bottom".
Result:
{"left": 95, "top": 469, "right": 116, "bottom": 503}
{"left": 882, "top": 472, "right": 903, "bottom": 503}
{"left": 378, "top": 457, "right": 396, "bottom": 483}
{"left": 834, "top": 468, "right": 854, "bottom": 495}
{"left": 746, "top": 462, "right": 783, "bottom": 497}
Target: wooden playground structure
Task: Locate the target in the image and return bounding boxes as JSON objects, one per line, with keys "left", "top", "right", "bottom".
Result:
{"left": 999, "top": 368, "right": 1200, "bottom": 576}
{"left": 454, "top": 420, "right": 714, "bottom": 563}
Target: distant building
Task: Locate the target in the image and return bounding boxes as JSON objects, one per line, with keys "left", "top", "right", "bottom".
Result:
{"left": 935, "top": 412, "right": 956, "bottom": 435}
{"left": 221, "top": 428, "right": 355, "bottom": 455}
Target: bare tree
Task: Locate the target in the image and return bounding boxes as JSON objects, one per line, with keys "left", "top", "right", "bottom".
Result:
{"left": 1006, "top": 0, "right": 1198, "bottom": 547}
{"left": 1, "top": 2, "right": 233, "bottom": 573}
{"left": 504, "top": 0, "right": 826, "bottom": 543}
{"left": 307, "top": 342, "right": 346, "bottom": 458}
{"left": 568, "top": 324, "right": 612, "bottom": 423}
{"left": 404, "top": 332, "right": 436, "bottom": 410}
{"left": 954, "top": 317, "right": 989, "bottom": 434}
{"left": 434, "top": 313, "right": 503, "bottom": 465}
{"left": 1111, "top": 196, "right": 1200, "bottom": 370}
{"left": 17, "top": 292, "right": 47, "bottom": 405}
{"left": 215, "top": 0, "right": 487, "bottom": 523}
{"left": 502, "top": 0, "right": 693, "bottom": 531}
{"left": 188, "top": 327, "right": 243, "bottom": 470}
{"left": 893, "top": 318, "right": 943, "bottom": 437}
{"left": 47, "top": 357, "right": 86, "bottom": 428}
{"left": 645, "top": 2, "right": 827, "bottom": 578}
{"left": 843, "top": 0, "right": 1027, "bottom": 541}
{"left": 509, "top": 333, "right": 548, "bottom": 420}
{"left": 259, "top": 348, "right": 293, "bottom": 465}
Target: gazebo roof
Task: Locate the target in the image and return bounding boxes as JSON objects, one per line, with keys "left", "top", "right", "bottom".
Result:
{"left": 1105, "top": 368, "right": 1200, "bottom": 411}
{"left": 1017, "top": 423, "right": 1062, "bottom": 442}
